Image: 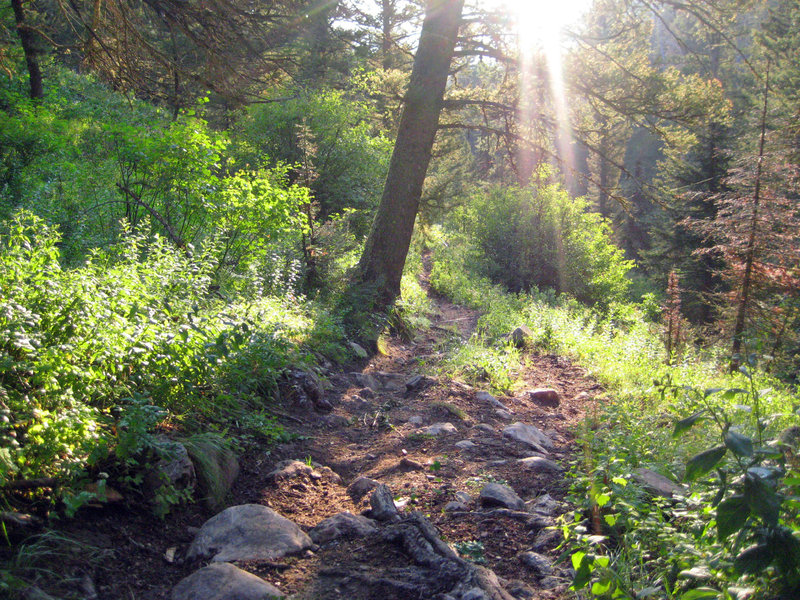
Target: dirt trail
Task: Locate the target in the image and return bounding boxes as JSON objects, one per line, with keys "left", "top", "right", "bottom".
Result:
{"left": 50, "top": 280, "right": 602, "bottom": 600}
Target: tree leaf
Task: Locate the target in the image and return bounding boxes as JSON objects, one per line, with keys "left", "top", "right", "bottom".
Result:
{"left": 716, "top": 495, "right": 749, "bottom": 541}
{"left": 744, "top": 473, "right": 781, "bottom": 526}
{"left": 724, "top": 430, "right": 754, "bottom": 457}
{"left": 733, "top": 544, "right": 773, "bottom": 574}
{"left": 673, "top": 411, "right": 706, "bottom": 438}
{"left": 685, "top": 446, "right": 727, "bottom": 482}
{"left": 704, "top": 388, "right": 724, "bottom": 398}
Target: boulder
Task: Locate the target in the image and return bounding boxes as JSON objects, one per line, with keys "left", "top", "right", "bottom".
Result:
{"left": 187, "top": 504, "right": 312, "bottom": 562}
{"left": 284, "top": 368, "right": 330, "bottom": 412}
{"left": 171, "top": 563, "right": 282, "bottom": 600}
{"left": 480, "top": 483, "right": 526, "bottom": 511}
{"left": 502, "top": 422, "right": 554, "bottom": 453}
{"left": 184, "top": 437, "right": 239, "bottom": 511}
{"left": 309, "top": 512, "right": 378, "bottom": 544}
{"left": 144, "top": 437, "right": 196, "bottom": 502}
{"left": 525, "top": 388, "right": 561, "bottom": 409}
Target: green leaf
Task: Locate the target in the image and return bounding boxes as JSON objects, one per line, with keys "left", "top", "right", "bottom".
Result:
{"left": 744, "top": 473, "right": 781, "bottom": 525}
{"left": 704, "top": 388, "right": 724, "bottom": 398}
{"left": 724, "top": 430, "right": 754, "bottom": 457}
{"left": 723, "top": 388, "right": 749, "bottom": 400}
{"left": 674, "top": 411, "right": 706, "bottom": 438}
{"left": 591, "top": 580, "right": 613, "bottom": 595}
{"left": 681, "top": 588, "right": 720, "bottom": 600}
{"left": 685, "top": 446, "right": 727, "bottom": 482}
{"left": 733, "top": 544, "right": 773, "bottom": 574}
{"left": 716, "top": 495, "right": 749, "bottom": 541}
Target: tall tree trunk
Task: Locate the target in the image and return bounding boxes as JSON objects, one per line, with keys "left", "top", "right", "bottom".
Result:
{"left": 730, "top": 64, "right": 770, "bottom": 371}
{"left": 357, "top": 0, "right": 463, "bottom": 304}
{"left": 11, "top": 0, "right": 43, "bottom": 99}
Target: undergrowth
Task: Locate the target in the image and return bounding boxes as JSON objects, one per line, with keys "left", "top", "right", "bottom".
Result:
{"left": 428, "top": 231, "right": 800, "bottom": 599}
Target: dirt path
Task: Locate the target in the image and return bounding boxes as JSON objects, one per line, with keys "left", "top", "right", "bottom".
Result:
{"left": 47, "top": 283, "right": 602, "bottom": 600}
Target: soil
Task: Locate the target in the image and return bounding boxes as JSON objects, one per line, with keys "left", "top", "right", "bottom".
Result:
{"left": 7, "top": 269, "right": 604, "bottom": 600}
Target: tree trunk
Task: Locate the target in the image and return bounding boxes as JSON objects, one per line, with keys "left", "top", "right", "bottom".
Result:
{"left": 730, "top": 64, "right": 770, "bottom": 371}
{"left": 357, "top": 0, "right": 463, "bottom": 304}
{"left": 11, "top": 0, "right": 43, "bottom": 99}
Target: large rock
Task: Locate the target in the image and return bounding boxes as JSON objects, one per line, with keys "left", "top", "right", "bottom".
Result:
{"left": 284, "top": 368, "right": 330, "bottom": 412}
{"left": 503, "top": 422, "right": 554, "bottom": 453}
{"left": 144, "top": 437, "right": 196, "bottom": 502}
{"left": 480, "top": 483, "right": 526, "bottom": 511}
{"left": 171, "top": 563, "right": 282, "bottom": 600}
{"left": 187, "top": 504, "right": 312, "bottom": 563}
{"left": 309, "top": 512, "right": 378, "bottom": 544}
{"left": 184, "top": 438, "right": 239, "bottom": 510}
{"left": 525, "top": 388, "right": 561, "bottom": 409}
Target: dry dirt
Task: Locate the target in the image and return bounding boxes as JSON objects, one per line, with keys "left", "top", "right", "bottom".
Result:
{"left": 11, "top": 280, "right": 604, "bottom": 600}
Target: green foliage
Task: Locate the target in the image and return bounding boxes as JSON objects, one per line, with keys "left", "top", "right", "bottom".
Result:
{"left": 234, "top": 89, "right": 392, "bottom": 234}
{"left": 452, "top": 175, "right": 633, "bottom": 309}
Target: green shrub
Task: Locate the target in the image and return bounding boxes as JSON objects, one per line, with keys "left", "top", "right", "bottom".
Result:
{"left": 453, "top": 174, "right": 633, "bottom": 309}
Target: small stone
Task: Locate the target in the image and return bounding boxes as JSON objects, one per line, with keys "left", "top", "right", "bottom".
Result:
{"left": 526, "top": 388, "right": 561, "bottom": 408}
{"left": 358, "top": 388, "right": 375, "bottom": 400}
{"left": 494, "top": 409, "right": 513, "bottom": 420}
{"left": 309, "top": 512, "right": 378, "bottom": 544}
{"left": 406, "top": 375, "right": 433, "bottom": 391}
{"left": 506, "top": 580, "right": 535, "bottom": 599}
{"left": 539, "top": 576, "right": 562, "bottom": 590}
{"left": 171, "top": 562, "right": 282, "bottom": 600}
{"left": 144, "top": 437, "right": 196, "bottom": 502}
{"left": 455, "top": 491, "right": 472, "bottom": 504}
{"left": 519, "top": 551, "right": 553, "bottom": 577}
{"left": 480, "top": 483, "right": 526, "bottom": 511}
{"left": 573, "top": 391, "right": 592, "bottom": 402}
{"left": 503, "top": 422, "right": 554, "bottom": 453}
{"left": 369, "top": 484, "right": 399, "bottom": 521}
{"left": 476, "top": 391, "right": 509, "bottom": 411}
{"left": 455, "top": 440, "right": 477, "bottom": 450}
{"left": 349, "top": 342, "right": 368, "bottom": 358}
{"left": 518, "top": 456, "right": 562, "bottom": 473}
{"left": 531, "top": 528, "right": 562, "bottom": 552}
{"left": 422, "top": 422, "right": 457, "bottom": 436}
{"left": 633, "top": 468, "right": 686, "bottom": 498}
{"left": 530, "top": 493, "right": 560, "bottom": 515}
{"left": 347, "top": 476, "right": 380, "bottom": 503}
{"left": 444, "top": 501, "right": 467, "bottom": 512}
{"left": 407, "top": 415, "right": 425, "bottom": 426}
{"left": 473, "top": 423, "right": 495, "bottom": 434}
{"left": 462, "top": 588, "right": 490, "bottom": 600}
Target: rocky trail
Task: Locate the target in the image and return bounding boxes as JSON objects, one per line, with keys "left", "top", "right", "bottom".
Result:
{"left": 43, "top": 285, "right": 604, "bottom": 600}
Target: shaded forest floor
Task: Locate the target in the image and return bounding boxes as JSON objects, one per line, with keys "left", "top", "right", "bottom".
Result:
{"left": 39, "top": 271, "right": 604, "bottom": 599}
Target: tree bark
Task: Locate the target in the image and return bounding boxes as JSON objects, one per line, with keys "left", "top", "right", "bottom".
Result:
{"left": 11, "top": 0, "right": 44, "bottom": 99}
{"left": 357, "top": 0, "right": 463, "bottom": 304}
{"left": 730, "top": 64, "right": 770, "bottom": 370}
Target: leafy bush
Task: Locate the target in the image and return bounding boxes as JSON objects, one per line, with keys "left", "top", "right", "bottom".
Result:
{"left": 452, "top": 175, "right": 633, "bottom": 309}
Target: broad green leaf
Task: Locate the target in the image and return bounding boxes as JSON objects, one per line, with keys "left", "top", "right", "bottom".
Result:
{"left": 592, "top": 580, "right": 613, "bottom": 595}
{"left": 733, "top": 544, "right": 772, "bottom": 574}
{"left": 724, "top": 430, "right": 753, "bottom": 457}
{"left": 571, "top": 551, "right": 586, "bottom": 571}
{"left": 674, "top": 411, "right": 706, "bottom": 438}
{"left": 716, "top": 495, "right": 749, "bottom": 541}
{"left": 681, "top": 588, "right": 720, "bottom": 600}
{"left": 704, "top": 388, "right": 724, "bottom": 398}
{"left": 685, "top": 446, "right": 727, "bottom": 482}
{"left": 744, "top": 473, "right": 781, "bottom": 525}
{"left": 723, "top": 388, "right": 749, "bottom": 400}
